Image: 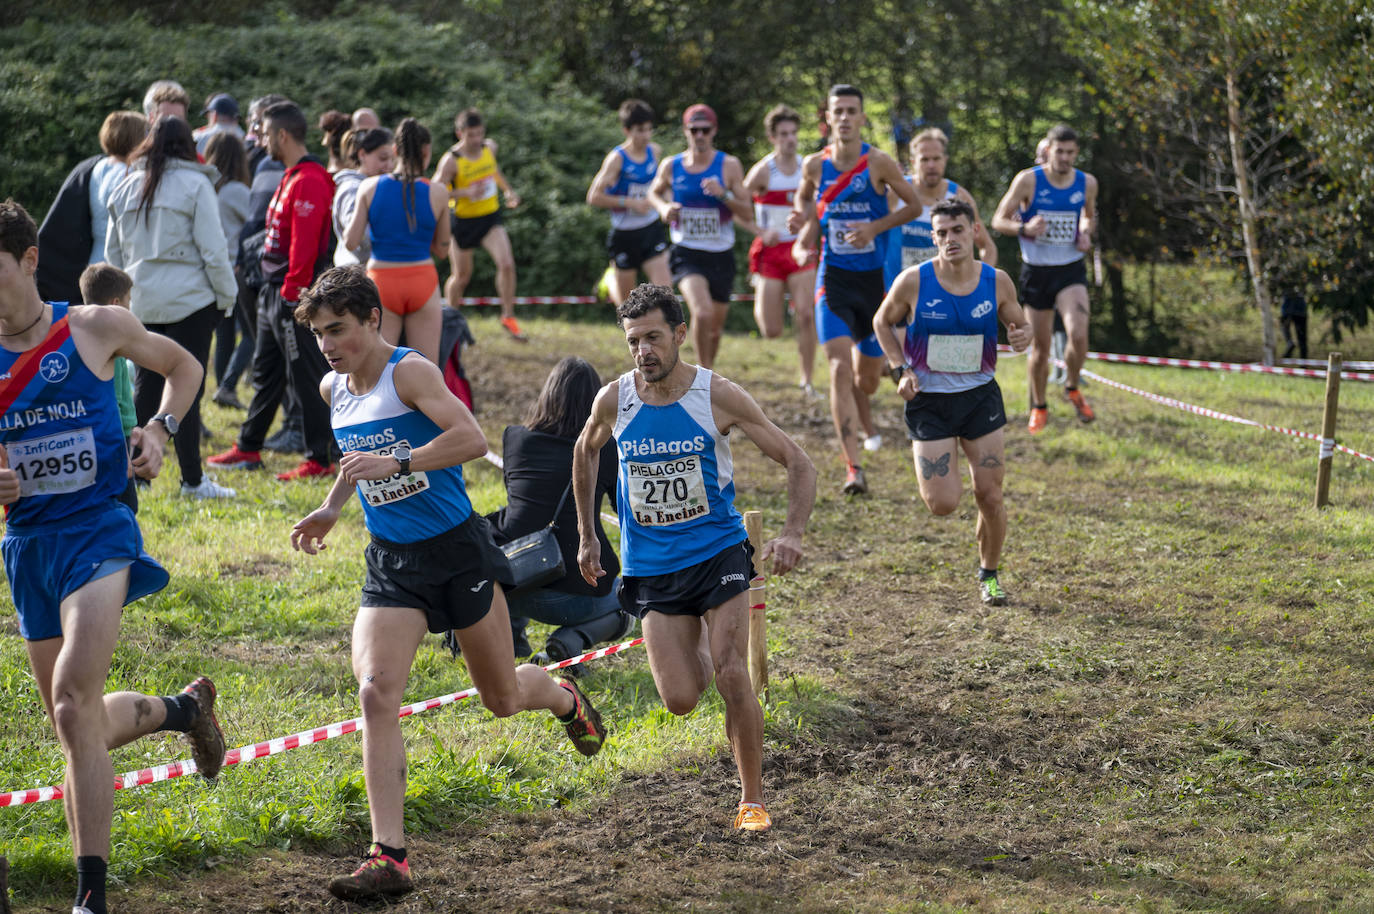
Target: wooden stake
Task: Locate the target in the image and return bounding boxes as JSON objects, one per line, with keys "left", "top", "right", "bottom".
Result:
{"left": 1315, "top": 352, "right": 1342, "bottom": 507}
{"left": 744, "top": 510, "right": 768, "bottom": 698}
{"left": 0, "top": 854, "right": 9, "bottom": 914}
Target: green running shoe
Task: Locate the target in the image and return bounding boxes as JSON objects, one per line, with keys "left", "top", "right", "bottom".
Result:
{"left": 980, "top": 574, "right": 1008, "bottom": 606}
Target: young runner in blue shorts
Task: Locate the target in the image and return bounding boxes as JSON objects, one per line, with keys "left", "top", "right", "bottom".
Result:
{"left": 572, "top": 283, "right": 816, "bottom": 833}
{"left": 0, "top": 199, "right": 225, "bottom": 914}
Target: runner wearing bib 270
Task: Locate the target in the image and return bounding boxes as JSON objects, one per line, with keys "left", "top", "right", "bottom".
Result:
{"left": 873, "top": 199, "right": 1032, "bottom": 607}
{"left": 573, "top": 283, "right": 816, "bottom": 835}
{"left": 788, "top": 84, "right": 920, "bottom": 497}
{"left": 647, "top": 103, "right": 755, "bottom": 371}
{"left": 0, "top": 200, "right": 226, "bottom": 914}
{"left": 290, "top": 266, "right": 605, "bottom": 903}
{"left": 992, "top": 123, "right": 1098, "bottom": 433}
{"left": 587, "top": 99, "right": 672, "bottom": 305}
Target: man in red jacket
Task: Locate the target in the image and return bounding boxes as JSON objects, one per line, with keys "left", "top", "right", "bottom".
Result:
{"left": 210, "top": 100, "right": 338, "bottom": 480}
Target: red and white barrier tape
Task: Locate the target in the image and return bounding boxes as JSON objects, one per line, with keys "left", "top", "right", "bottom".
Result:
{"left": 1283, "top": 358, "right": 1374, "bottom": 371}
{"left": 455, "top": 294, "right": 755, "bottom": 306}
{"left": 1080, "top": 368, "right": 1374, "bottom": 464}
{"left": 0, "top": 638, "right": 645, "bottom": 808}
{"left": 994, "top": 345, "right": 1373, "bottom": 381}
{"left": 749, "top": 576, "right": 765, "bottom": 613}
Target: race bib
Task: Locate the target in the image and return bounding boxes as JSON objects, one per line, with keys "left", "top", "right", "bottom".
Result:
{"left": 471, "top": 176, "right": 497, "bottom": 201}
{"left": 927, "top": 335, "right": 983, "bottom": 373}
{"left": 755, "top": 203, "right": 795, "bottom": 239}
{"left": 677, "top": 208, "right": 722, "bottom": 243}
{"left": 1037, "top": 210, "right": 1078, "bottom": 246}
{"left": 827, "top": 219, "right": 875, "bottom": 255}
{"left": 625, "top": 181, "right": 650, "bottom": 202}
{"left": 356, "top": 439, "right": 430, "bottom": 507}
{"left": 626, "top": 455, "right": 711, "bottom": 526}
{"left": 902, "top": 245, "right": 938, "bottom": 268}
{"left": 9, "top": 426, "right": 98, "bottom": 497}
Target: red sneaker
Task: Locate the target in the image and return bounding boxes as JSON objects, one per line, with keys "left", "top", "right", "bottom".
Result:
{"left": 206, "top": 445, "right": 262, "bottom": 470}
{"left": 500, "top": 316, "right": 528, "bottom": 341}
{"left": 1065, "top": 388, "right": 1095, "bottom": 423}
{"left": 275, "top": 459, "right": 336, "bottom": 481}
{"left": 1027, "top": 407, "right": 1049, "bottom": 435}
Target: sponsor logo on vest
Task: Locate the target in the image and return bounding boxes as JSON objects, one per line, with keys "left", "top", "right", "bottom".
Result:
{"left": 339, "top": 428, "right": 397, "bottom": 451}
{"left": 39, "top": 352, "right": 70, "bottom": 384}
{"left": 621, "top": 435, "right": 706, "bottom": 458}
{"left": 971, "top": 300, "right": 994, "bottom": 319}
{"left": 0, "top": 398, "right": 89, "bottom": 431}
{"left": 1070, "top": 191, "right": 1084, "bottom": 204}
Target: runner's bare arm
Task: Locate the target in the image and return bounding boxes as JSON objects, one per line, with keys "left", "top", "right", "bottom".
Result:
{"left": 646, "top": 157, "right": 679, "bottom": 223}
{"left": 343, "top": 177, "right": 377, "bottom": 254}
{"left": 991, "top": 170, "right": 1036, "bottom": 236}
{"left": 1077, "top": 173, "right": 1098, "bottom": 252}
{"left": 341, "top": 354, "right": 486, "bottom": 486}
{"left": 291, "top": 471, "right": 354, "bottom": 554}
{"left": 586, "top": 149, "right": 627, "bottom": 209}
{"left": 494, "top": 158, "right": 521, "bottom": 208}
{"left": 712, "top": 376, "right": 816, "bottom": 575}
{"left": 995, "top": 270, "right": 1032, "bottom": 352}
{"left": 874, "top": 270, "right": 921, "bottom": 400}
{"left": 742, "top": 158, "right": 779, "bottom": 244}
{"left": 574, "top": 382, "right": 619, "bottom": 584}
{"left": 956, "top": 186, "right": 998, "bottom": 266}
{"left": 718, "top": 156, "right": 754, "bottom": 223}
{"left": 432, "top": 152, "right": 457, "bottom": 197}
{"left": 0, "top": 446, "right": 17, "bottom": 506}
{"left": 429, "top": 181, "right": 452, "bottom": 258}
{"left": 787, "top": 153, "right": 820, "bottom": 235}
{"left": 853, "top": 151, "right": 919, "bottom": 242}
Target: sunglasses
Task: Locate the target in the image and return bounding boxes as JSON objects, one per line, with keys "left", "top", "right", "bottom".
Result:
{"left": 688, "top": 126, "right": 713, "bottom": 135}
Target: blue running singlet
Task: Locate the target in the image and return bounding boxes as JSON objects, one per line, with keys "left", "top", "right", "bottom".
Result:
{"left": 608, "top": 145, "right": 660, "bottom": 232}
{"left": 1018, "top": 166, "right": 1087, "bottom": 267}
{"left": 903, "top": 261, "right": 1000, "bottom": 394}
{"left": 669, "top": 151, "right": 735, "bottom": 252}
{"left": 816, "top": 143, "right": 889, "bottom": 273}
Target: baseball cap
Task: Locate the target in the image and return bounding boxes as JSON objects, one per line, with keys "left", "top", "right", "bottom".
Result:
{"left": 682, "top": 104, "right": 717, "bottom": 127}
{"left": 204, "top": 94, "right": 239, "bottom": 118}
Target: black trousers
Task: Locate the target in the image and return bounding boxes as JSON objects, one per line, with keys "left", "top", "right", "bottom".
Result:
{"left": 237, "top": 284, "right": 334, "bottom": 464}
{"left": 135, "top": 302, "right": 219, "bottom": 488}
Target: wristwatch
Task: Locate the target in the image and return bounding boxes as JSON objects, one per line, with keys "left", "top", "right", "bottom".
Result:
{"left": 887, "top": 363, "right": 908, "bottom": 384}
{"left": 149, "top": 413, "right": 179, "bottom": 436}
{"left": 392, "top": 444, "right": 412, "bottom": 475}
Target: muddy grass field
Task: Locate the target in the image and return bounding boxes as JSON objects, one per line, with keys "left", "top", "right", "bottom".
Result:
{"left": 14, "top": 311, "right": 1374, "bottom": 913}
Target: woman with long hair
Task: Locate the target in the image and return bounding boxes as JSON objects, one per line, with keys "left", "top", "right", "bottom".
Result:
{"left": 344, "top": 117, "right": 449, "bottom": 362}
{"left": 488, "top": 357, "right": 632, "bottom": 667}
{"left": 319, "top": 109, "right": 352, "bottom": 174}
{"left": 333, "top": 126, "right": 395, "bottom": 267}
{"left": 105, "top": 115, "right": 238, "bottom": 498}
{"left": 204, "top": 131, "right": 254, "bottom": 409}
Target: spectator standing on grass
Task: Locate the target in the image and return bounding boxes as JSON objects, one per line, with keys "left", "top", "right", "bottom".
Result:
{"left": 88, "top": 112, "right": 150, "bottom": 268}
{"left": 0, "top": 199, "right": 226, "bottom": 914}
{"left": 1280, "top": 289, "right": 1308, "bottom": 360}
{"left": 290, "top": 266, "right": 606, "bottom": 903}
{"left": 204, "top": 132, "right": 254, "bottom": 409}
{"left": 193, "top": 93, "right": 244, "bottom": 157}
{"left": 105, "top": 116, "right": 238, "bottom": 499}
{"left": 208, "top": 100, "right": 339, "bottom": 481}
{"left": 333, "top": 126, "right": 396, "bottom": 268}
{"left": 488, "top": 357, "right": 634, "bottom": 668}
{"left": 345, "top": 118, "right": 449, "bottom": 363}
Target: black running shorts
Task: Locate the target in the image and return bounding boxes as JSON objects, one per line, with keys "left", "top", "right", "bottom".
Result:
{"left": 618, "top": 539, "right": 755, "bottom": 619}
{"left": 904, "top": 379, "right": 1007, "bottom": 442}
{"left": 608, "top": 222, "right": 670, "bottom": 270}
{"left": 361, "top": 514, "right": 513, "bottom": 633}
{"left": 1019, "top": 259, "right": 1087, "bottom": 311}
{"left": 669, "top": 245, "right": 735, "bottom": 304}
{"left": 450, "top": 210, "right": 503, "bottom": 251}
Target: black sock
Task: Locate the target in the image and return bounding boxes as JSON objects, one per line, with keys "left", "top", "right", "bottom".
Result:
{"left": 75, "top": 855, "right": 107, "bottom": 914}
{"left": 155, "top": 692, "right": 199, "bottom": 733}
{"left": 1033, "top": 403, "right": 1047, "bottom": 409}
{"left": 555, "top": 683, "right": 578, "bottom": 723}
{"left": 978, "top": 567, "right": 998, "bottom": 581}
{"left": 375, "top": 842, "right": 406, "bottom": 864}
{"left": 1065, "top": 386, "right": 1077, "bottom": 392}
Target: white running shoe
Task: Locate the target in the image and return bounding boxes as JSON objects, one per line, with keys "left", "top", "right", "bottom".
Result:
{"left": 181, "top": 477, "right": 237, "bottom": 499}
{"left": 863, "top": 434, "right": 883, "bottom": 452}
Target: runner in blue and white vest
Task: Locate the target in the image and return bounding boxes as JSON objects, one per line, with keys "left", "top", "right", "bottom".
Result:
{"left": 874, "top": 199, "right": 1032, "bottom": 608}
{"left": 0, "top": 199, "right": 225, "bottom": 914}
{"left": 289, "top": 265, "right": 607, "bottom": 903}
{"left": 587, "top": 99, "right": 672, "bottom": 304}
{"left": 787, "top": 84, "right": 920, "bottom": 497}
{"left": 883, "top": 127, "right": 997, "bottom": 289}
{"left": 992, "top": 123, "right": 1099, "bottom": 433}
{"left": 572, "top": 282, "right": 816, "bottom": 835}
{"left": 646, "top": 103, "right": 756, "bottom": 370}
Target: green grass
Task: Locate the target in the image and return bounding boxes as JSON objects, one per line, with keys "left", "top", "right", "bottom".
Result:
{"left": 4, "top": 296, "right": 1374, "bottom": 910}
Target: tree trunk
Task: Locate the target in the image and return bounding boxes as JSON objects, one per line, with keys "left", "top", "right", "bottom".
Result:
{"left": 1223, "top": 16, "right": 1276, "bottom": 365}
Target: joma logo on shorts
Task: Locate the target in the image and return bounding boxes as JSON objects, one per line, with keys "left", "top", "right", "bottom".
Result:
{"left": 720, "top": 572, "right": 746, "bottom": 585}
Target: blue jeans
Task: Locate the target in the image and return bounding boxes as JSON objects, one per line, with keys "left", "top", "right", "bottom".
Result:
{"left": 506, "top": 580, "right": 625, "bottom": 660}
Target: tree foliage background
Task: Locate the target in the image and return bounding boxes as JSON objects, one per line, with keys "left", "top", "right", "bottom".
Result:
{"left": 2, "top": 0, "right": 1369, "bottom": 354}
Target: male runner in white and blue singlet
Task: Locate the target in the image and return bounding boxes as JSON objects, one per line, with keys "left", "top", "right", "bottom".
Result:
{"left": 874, "top": 199, "right": 1031, "bottom": 606}
{"left": 789, "top": 84, "right": 920, "bottom": 496}
{"left": 0, "top": 199, "right": 225, "bottom": 914}
{"left": 587, "top": 99, "right": 672, "bottom": 304}
{"left": 992, "top": 123, "right": 1098, "bottom": 433}
{"left": 289, "top": 266, "right": 605, "bottom": 903}
{"left": 572, "top": 283, "right": 816, "bottom": 833}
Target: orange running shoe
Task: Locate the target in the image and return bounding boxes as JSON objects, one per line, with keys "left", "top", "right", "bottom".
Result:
{"left": 734, "top": 801, "right": 772, "bottom": 832}
{"left": 1065, "top": 388, "right": 1095, "bottom": 423}
{"left": 500, "top": 315, "right": 528, "bottom": 341}
{"left": 1027, "top": 407, "right": 1049, "bottom": 435}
